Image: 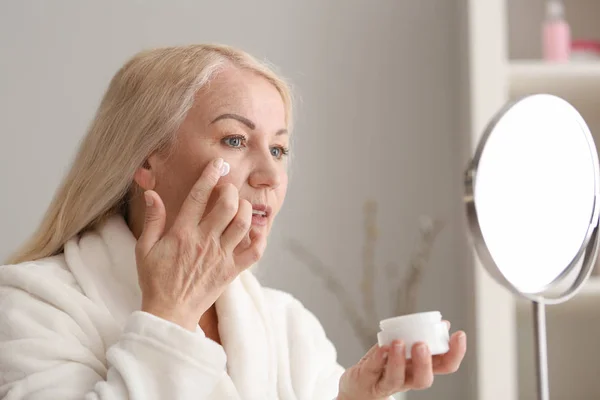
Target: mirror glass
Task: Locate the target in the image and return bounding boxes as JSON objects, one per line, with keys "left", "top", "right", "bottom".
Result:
{"left": 470, "top": 94, "right": 599, "bottom": 294}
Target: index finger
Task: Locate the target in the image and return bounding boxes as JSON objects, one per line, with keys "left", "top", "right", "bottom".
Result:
{"left": 175, "top": 158, "right": 228, "bottom": 228}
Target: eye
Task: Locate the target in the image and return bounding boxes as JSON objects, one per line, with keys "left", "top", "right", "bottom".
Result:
{"left": 270, "top": 146, "right": 290, "bottom": 160}
{"left": 222, "top": 135, "right": 246, "bottom": 148}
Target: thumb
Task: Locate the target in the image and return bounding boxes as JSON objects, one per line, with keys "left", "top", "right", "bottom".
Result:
{"left": 137, "top": 190, "right": 166, "bottom": 256}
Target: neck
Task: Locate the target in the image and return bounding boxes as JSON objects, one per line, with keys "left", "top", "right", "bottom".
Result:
{"left": 126, "top": 194, "right": 145, "bottom": 240}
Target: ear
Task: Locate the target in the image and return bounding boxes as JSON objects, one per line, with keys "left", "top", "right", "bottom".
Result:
{"left": 133, "top": 159, "right": 157, "bottom": 191}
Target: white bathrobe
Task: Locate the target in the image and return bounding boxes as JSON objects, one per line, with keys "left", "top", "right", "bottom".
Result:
{"left": 0, "top": 215, "right": 347, "bottom": 399}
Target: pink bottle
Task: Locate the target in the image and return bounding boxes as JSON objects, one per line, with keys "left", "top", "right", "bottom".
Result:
{"left": 542, "top": 0, "right": 571, "bottom": 62}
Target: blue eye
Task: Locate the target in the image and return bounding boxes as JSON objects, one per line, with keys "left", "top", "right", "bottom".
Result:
{"left": 271, "top": 146, "right": 290, "bottom": 160}
{"left": 223, "top": 136, "right": 245, "bottom": 148}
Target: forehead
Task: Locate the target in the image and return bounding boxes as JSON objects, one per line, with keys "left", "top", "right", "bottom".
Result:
{"left": 192, "top": 67, "right": 286, "bottom": 129}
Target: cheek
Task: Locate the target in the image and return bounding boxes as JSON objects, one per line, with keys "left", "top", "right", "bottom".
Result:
{"left": 153, "top": 156, "right": 206, "bottom": 213}
{"left": 218, "top": 165, "right": 246, "bottom": 189}
{"left": 273, "top": 174, "right": 289, "bottom": 210}
{"left": 154, "top": 167, "right": 196, "bottom": 213}
{"left": 280, "top": 173, "right": 289, "bottom": 194}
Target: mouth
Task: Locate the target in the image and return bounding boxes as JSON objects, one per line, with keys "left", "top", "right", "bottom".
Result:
{"left": 251, "top": 204, "right": 272, "bottom": 226}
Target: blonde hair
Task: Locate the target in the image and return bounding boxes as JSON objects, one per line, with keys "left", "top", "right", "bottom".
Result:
{"left": 7, "top": 44, "right": 293, "bottom": 265}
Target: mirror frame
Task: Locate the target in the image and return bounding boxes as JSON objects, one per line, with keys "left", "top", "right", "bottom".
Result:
{"left": 464, "top": 94, "right": 600, "bottom": 304}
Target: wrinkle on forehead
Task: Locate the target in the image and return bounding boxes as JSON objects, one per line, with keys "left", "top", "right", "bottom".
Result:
{"left": 190, "top": 67, "right": 286, "bottom": 131}
{"left": 194, "top": 72, "right": 254, "bottom": 121}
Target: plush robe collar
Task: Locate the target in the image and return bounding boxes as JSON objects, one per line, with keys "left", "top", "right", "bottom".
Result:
{"left": 63, "top": 214, "right": 277, "bottom": 398}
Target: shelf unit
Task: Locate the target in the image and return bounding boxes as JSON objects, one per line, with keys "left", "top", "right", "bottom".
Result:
{"left": 507, "top": 2, "right": 600, "bottom": 396}
{"left": 509, "top": 61, "right": 600, "bottom": 108}
{"left": 460, "top": 1, "right": 600, "bottom": 399}
{"left": 515, "top": 276, "right": 600, "bottom": 310}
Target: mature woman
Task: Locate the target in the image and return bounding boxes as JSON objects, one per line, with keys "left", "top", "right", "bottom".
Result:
{"left": 0, "top": 44, "right": 466, "bottom": 400}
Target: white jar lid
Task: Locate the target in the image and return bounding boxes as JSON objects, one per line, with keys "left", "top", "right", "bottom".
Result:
{"left": 379, "top": 311, "right": 442, "bottom": 331}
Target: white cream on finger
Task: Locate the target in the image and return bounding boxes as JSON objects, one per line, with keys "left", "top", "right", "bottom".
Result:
{"left": 220, "top": 161, "right": 230, "bottom": 176}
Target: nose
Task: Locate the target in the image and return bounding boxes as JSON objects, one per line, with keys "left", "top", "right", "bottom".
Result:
{"left": 248, "top": 156, "right": 281, "bottom": 190}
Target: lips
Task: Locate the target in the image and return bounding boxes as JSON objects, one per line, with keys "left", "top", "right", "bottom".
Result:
{"left": 251, "top": 204, "right": 271, "bottom": 226}
{"left": 251, "top": 204, "right": 271, "bottom": 217}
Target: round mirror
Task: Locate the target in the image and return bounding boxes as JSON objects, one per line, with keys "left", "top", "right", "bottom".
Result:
{"left": 465, "top": 94, "right": 600, "bottom": 300}
{"left": 464, "top": 93, "right": 600, "bottom": 400}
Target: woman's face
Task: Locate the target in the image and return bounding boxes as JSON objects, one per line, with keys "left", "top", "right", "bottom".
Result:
{"left": 139, "top": 66, "right": 289, "bottom": 240}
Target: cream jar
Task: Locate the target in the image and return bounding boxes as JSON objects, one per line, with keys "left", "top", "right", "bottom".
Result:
{"left": 377, "top": 311, "right": 450, "bottom": 359}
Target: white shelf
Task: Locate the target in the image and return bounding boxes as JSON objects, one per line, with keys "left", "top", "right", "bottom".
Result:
{"left": 502, "top": 3, "right": 600, "bottom": 399}
{"left": 572, "top": 275, "right": 600, "bottom": 297}
{"left": 509, "top": 61, "right": 600, "bottom": 115}
{"left": 550, "top": 275, "right": 600, "bottom": 298}
{"left": 515, "top": 276, "right": 600, "bottom": 312}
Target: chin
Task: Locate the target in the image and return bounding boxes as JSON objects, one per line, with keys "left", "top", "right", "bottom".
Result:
{"left": 251, "top": 224, "right": 270, "bottom": 235}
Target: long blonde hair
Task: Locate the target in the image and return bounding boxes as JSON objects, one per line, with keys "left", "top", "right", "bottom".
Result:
{"left": 7, "top": 44, "right": 293, "bottom": 265}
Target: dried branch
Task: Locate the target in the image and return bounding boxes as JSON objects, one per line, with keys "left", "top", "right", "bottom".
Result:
{"left": 395, "top": 216, "right": 445, "bottom": 316}
{"left": 287, "top": 239, "right": 377, "bottom": 349}
{"left": 385, "top": 261, "right": 400, "bottom": 283}
{"left": 286, "top": 200, "right": 445, "bottom": 353}
{"left": 361, "top": 200, "right": 379, "bottom": 328}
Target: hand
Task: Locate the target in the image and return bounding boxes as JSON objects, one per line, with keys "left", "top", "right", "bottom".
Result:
{"left": 135, "top": 158, "right": 267, "bottom": 331}
{"left": 338, "top": 326, "right": 466, "bottom": 400}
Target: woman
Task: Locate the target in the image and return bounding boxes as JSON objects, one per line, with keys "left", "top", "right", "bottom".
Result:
{"left": 0, "top": 44, "right": 466, "bottom": 399}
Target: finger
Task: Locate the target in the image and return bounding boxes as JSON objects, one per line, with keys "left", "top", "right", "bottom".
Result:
{"left": 361, "top": 344, "right": 389, "bottom": 377}
{"left": 357, "top": 343, "right": 381, "bottom": 365}
{"left": 175, "top": 158, "right": 227, "bottom": 228}
{"left": 433, "top": 331, "right": 467, "bottom": 374}
{"left": 221, "top": 199, "right": 252, "bottom": 253}
{"left": 232, "top": 220, "right": 254, "bottom": 254}
{"left": 136, "top": 190, "right": 166, "bottom": 257}
{"left": 233, "top": 229, "right": 268, "bottom": 269}
{"left": 409, "top": 343, "right": 434, "bottom": 390}
{"left": 377, "top": 340, "right": 406, "bottom": 394}
{"left": 236, "top": 231, "right": 252, "bottom": 251}
{"left": 200, "top": 184, "right": 240, "bottom": 236}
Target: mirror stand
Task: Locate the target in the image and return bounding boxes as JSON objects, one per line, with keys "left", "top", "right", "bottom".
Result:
{"left": 533, "top": 300, "right": 549, "bottom": 400}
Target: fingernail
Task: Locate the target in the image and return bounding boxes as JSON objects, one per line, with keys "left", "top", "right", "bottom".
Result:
{"left": 459, "top": 332, "right": 467, "bottom": 344}
{"left": 220, "top": 161, "right": 230, "bottom": 177}
{"left": 144, "top": 191, "right": 153, "bottom": 207}
{"left": 394, "top": 341, "right": 404, "bottom": 356}
{"left": 417, "top": 344, "right": 428, "bottom": 357}
{"left": 213, "top": 158, "right": 224, "bottom": 169}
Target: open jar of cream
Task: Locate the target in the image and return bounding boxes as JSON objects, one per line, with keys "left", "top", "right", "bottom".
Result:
{"left": 377, "top": 311, "right": 450, "bottom": 359}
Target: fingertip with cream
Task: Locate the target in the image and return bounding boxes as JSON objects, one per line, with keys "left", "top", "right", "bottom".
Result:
{"left": 220, "top": 161, "right": 230, "bottom": 176}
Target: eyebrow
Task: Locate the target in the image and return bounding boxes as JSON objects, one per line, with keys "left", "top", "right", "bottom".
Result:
{"left": 210, "top": 113, "right": 288, "bottom": 135}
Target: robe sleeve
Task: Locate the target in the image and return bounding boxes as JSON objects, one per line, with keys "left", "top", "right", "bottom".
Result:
{"left": 0, "top": 265, "right": 227, "bottom": 400}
